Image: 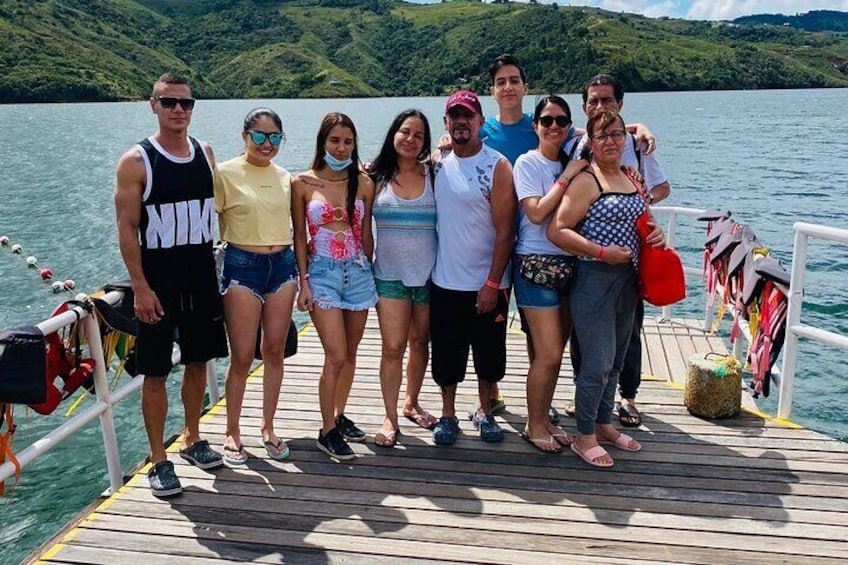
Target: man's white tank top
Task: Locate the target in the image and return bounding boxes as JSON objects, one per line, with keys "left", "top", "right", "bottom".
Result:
{"left": 432, "top": 144, "right": 510, "bottom": 291}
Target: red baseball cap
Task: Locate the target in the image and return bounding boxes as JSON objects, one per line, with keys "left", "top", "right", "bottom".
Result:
{"left": 445, "top": 90, "right": 483, "bottom": 115}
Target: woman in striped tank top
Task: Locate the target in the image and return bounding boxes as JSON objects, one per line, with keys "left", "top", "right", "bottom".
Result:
{"left": 368, "top": 110, "right": 439, "bottom": 447}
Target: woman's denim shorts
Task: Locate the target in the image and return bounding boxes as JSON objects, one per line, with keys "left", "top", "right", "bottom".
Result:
{"left": 513, "top": 260, "right": 568, "bottom": 309}
{"left": 221, "top": 245, "right": 297, "bottom": 303}
{"left": 308, "top": 254, "right": 379, "bottom": 311}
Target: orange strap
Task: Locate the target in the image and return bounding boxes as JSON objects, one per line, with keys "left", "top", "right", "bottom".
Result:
{"left": 0, "top": 404, "right": 21, "bottom": 496}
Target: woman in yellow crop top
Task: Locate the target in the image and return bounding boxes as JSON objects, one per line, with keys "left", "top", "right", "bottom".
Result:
{"left": 292, "top": 112, "right": 378, "bottom": 461}
{"left": 214, "top": 108, "right": 296, "bottom": 464}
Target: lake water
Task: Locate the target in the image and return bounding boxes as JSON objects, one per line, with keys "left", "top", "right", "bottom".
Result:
{"left": 1, "top": 90, "right": 847, "bottom": 563}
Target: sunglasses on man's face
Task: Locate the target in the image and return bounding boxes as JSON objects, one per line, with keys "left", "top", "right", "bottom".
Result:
{"left": 247, "top": 130, "right": 284, "bottom": 147}
{"left": 155, "top": 96, "right": 196, "bottom": 111}
{"left": 538, "top": 115, "right": 571, "bottom": 128}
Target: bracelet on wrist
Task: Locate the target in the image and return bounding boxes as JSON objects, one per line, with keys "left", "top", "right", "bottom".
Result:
{"left": 555, "top": 177, "right": 569, "bottom": 191}
{"left": 596, "top": 245, "right": 606, "bottom": 260}
{"left": 484, "top": 279, "right": 499, "bottom": 289}
{"left": 299, "top": 273, "right": 309, "bottom": 281}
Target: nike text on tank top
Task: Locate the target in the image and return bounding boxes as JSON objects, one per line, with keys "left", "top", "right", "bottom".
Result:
{"left": 432, "top": 144, "right": 510, "bottom": 291}
{"left": 136, "top": 136, "right": 217, "bottom": 291}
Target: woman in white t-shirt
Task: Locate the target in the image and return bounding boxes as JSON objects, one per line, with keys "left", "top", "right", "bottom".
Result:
{"left": 512, "top": 95, "right": 586, "bottom": 453}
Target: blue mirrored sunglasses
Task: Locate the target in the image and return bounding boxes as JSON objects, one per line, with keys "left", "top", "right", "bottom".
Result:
{"left": 247, "top": 130, "right": 284, "bottom": 147}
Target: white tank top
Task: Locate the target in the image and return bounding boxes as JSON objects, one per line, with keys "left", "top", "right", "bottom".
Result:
{"left": 432, "top": 144, "right": 510, "bottom": 291}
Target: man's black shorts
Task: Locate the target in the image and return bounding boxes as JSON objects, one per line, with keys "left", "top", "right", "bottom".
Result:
{"left": 429, "top": 283, "right": 508, "bottom": 388}
{"left": 135, "top": 285, "right": 228, "bottom": 377}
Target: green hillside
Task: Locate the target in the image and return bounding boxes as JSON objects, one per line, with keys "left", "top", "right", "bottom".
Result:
{"left": 1, "top": 0, "right": 847, "bottom": 103}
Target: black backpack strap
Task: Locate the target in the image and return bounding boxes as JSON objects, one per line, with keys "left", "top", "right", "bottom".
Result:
{"left": 631, "top": 133, "right": 642, "bottom": 170}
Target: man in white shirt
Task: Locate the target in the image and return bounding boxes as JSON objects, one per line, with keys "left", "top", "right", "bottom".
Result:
{"left": 429, "top": 90, "right": 517, "bottom": 446}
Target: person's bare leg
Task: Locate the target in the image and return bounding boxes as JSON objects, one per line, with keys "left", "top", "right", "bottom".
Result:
{"left": 142, "top": 375, "right": 168, "bottom": 463}
{"left": 403, "top": 302, "right": 433, "bottom": 422}
{"left": 377, "top": 298, "right": 412, "bottom": 442}
{"left": 522, "top": 307, "right": 563, "bottom": 451}
{"left": 222, "top": 287, "right": 262, "bottom": 452}
{"left": 310, "top": 307, "right": 348, "bottom": 435}
{"left": 333, "top": 309, "right": 368, "bottom": 417}
{"left": 259, "top": 283, "right": 296, "bottom": 451}
{"left": 181, "top": 361, "right": 207, "bottom": 448}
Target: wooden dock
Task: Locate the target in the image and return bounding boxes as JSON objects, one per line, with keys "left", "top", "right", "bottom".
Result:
{"left": 32, "top": 315, "right": 848, "bottom": 564}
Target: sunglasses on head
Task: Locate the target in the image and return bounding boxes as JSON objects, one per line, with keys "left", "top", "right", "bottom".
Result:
{"left": 247, "top": 130, "right": 284, "bottom": 147}
{"left": 155, "top": 96, "right": 196, "bottom": 110}
{"left": 538, "top": 115, "right": 571, "bottom": 128}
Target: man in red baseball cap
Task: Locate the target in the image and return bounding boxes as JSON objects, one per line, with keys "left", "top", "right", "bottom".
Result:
{"left": 429, "top": 89, "right": 517, "bottom": 446}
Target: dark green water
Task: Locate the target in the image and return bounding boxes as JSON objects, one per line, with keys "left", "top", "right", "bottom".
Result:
{"left": 1, "top": 90, "right": 846, "bottom": 563}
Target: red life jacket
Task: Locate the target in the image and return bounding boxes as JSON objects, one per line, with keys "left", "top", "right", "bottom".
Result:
{"left": 28, "top": 302, "right": 95, "bottom": 416}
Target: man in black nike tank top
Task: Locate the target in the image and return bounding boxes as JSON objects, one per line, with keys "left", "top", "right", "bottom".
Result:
{"left": 115, "top": 72, "right": 228, "bottom": 498}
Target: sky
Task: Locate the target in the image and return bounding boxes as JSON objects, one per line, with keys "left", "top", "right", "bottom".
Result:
{"left": 409, "top": 1, "right": 848, "bottom": 21}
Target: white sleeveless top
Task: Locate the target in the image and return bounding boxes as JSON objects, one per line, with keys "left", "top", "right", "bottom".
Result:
{"left": 432, "top": 144, "right": 510, "bottom": 291}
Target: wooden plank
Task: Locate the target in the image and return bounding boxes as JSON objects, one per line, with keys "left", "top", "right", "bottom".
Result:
{"left": 106, "top": 483, "right": 848, "bottom": 544}
{"left": 28, "top": 310, "right": 848, "bottom": 565}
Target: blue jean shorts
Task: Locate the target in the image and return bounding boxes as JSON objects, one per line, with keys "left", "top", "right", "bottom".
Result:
{"left": 221, "top": 245, "right": 297, "bottom": 303}
{"left": 513, "top": 260, "right": 568, "bottom": 309}
{"left": 308, "top": 254, "right": 379, "bottom": 311}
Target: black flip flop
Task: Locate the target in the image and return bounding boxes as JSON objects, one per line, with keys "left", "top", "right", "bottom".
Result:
{"left": 618, "top": 404, "right": 642, "bottom": 428}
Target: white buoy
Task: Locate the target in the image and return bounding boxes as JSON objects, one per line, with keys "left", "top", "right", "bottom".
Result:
{"left": 0, "top": 236, "right": 9, "bottom": 246}
{"left": 11, "top": 244, "right": 23, "bottom": 254}
{"left": 51, "top": 281, "right": 65, "bottom": 293}
{"left": 75, "top": 293, "right": 87, "bottom": 302}
{"left": 26, "top": 256, "right": 38, "bottom": 267}
{"left": 64, "top": 279, "right": 76, "bottom": 290}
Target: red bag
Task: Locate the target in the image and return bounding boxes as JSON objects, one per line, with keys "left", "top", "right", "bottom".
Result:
{"left": 626, "top": 169, "right": 686, "bottom": 306}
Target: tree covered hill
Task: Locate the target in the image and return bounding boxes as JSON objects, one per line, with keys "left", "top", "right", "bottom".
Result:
{"left": 734, "top": 10, "right": 848, "bottom": 33}
{"left": 2, "top": 0, "right": 847, "bottom": 103}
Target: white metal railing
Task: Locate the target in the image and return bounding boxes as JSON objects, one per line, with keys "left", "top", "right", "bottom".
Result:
{"left": 0, "top": 291, "right": 219, "bottom": 494}
{"left": 777, "top": 222, "right": 848, "bottom": 419}
{"left": 652, "top": 209, "right": 847, "bottom": 421}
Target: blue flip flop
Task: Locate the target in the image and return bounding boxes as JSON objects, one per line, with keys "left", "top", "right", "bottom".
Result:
{"left": 222, "top": 443, "right": 247, "bottom": 466}
{"left": 261, "top": 438, "right": 290, "bottom": 461}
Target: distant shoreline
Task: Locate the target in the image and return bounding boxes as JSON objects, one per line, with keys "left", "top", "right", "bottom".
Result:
{"left": 4, "top": 84, "right": 848, "bottom": 106}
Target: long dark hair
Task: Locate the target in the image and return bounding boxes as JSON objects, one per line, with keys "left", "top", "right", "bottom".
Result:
{"left": 532, "top": 95, "right": 571, "bottom": 171}
{"left": 311, "top": 112, "right": 360, "bottom": 222}
{"left": 369, "top": 109, "right": 432, "bottom": 191}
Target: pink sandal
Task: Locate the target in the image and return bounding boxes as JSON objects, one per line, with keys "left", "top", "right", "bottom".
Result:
{"left": 600, "top": 432, "right": 641, "bottom": 452}
{"left": 570, "top": 442, "right": 614, "bottom": 468}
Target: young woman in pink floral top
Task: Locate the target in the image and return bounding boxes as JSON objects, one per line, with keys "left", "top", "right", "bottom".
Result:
{"left": 292, "top": 112, "right": 378, "bottom": 461}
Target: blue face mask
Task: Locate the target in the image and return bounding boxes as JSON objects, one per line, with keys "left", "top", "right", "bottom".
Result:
{"left": 324, "top": 151, "right": 353, "bottom": 172}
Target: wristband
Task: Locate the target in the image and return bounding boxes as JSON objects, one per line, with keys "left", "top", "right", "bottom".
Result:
{"left": 648, "top": 193, "right": 654, "bottom": 205}
{"left": 596, "top": 246, "right": 606, "bottom": 260}
{"left": 299, "top": 273, "right": 309, "bottom": 282}
{"left": 484, "top": 279, "right": 499, "bottom": 289}
{"left": 555, "top": 177, "right": 569, "bottom": 191}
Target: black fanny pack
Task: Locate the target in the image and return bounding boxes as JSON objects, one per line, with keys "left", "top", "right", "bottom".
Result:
{"left": 518, "top": 254, "right": 575, "bottom": 291}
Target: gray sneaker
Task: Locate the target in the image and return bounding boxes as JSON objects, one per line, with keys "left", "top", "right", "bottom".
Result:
{"left": 179, "top": 439, "right": 224, "bottom": 470}
{"left": 148, "top": 460, "right": 182, "bottom": 498}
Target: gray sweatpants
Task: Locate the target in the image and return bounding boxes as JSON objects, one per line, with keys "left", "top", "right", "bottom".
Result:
{"left": 569, "top": 261, "right": 638, "bottom": 435}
